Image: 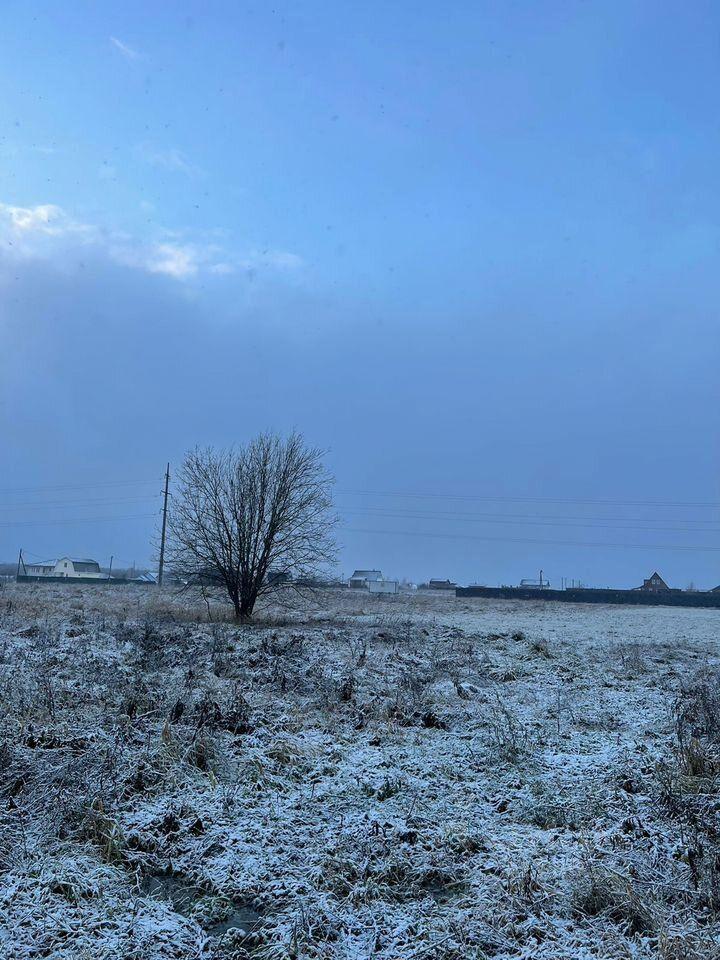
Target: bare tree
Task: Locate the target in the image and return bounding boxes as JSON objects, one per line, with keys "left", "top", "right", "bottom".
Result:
{"left": 167, "top": 433, "right": 337, "bottom": 619}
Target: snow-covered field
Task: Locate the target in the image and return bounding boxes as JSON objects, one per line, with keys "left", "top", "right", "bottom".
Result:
{"left": 1, "top": 584, "right": 720, "bottom": 959}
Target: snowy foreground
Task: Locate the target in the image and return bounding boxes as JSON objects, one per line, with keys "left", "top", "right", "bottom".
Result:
{"left": 1, "top": 585, "right": 720, "bottom": 959}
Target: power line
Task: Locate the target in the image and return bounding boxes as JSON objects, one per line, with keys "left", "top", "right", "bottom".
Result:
{"left": 340, "top": 508, "right": 720, "bottom": 534}
{"left": 337, "top": 489, "right": 720, "bottom": 509}
{"left": 0, "top": 478, "right": 161, "bottom": 496}
{"left": 0, "top": 513, "right": 158, "bottom": 528}
{"left": 339, "top": 506, "right": 720, "bottom": 524}
{"left": 0, "top": 495, "right": 160, "bottom": 511}
{"left": 341, "top": 526, "right": 720, "bottom": 552}
{"left": 4, "top": 498, "right": 717, "bottom": 528}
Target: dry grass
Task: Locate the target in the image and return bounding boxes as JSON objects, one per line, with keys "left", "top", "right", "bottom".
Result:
{"left": 1, "top": 582, "right": 720, "bottom": 958}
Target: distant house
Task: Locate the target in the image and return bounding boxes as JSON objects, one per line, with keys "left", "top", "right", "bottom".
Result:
{"left": 711, "top": 584, "right": 720, "bottom": 594}
{"left": 637, "top": 571, "right": 670, "bottom": 592}
{"left": 427, "top": 579, "right": 457, "bottom": 591}
{"left": 519, "top": 578, "right": 550, "bottom": 590}
{"left": 23, "top": 557, "right": 109, "bottom": 580}
{"left": 347, "top": 569, "right": 398, "bottom": 594}
{"left": 348, "top": 569, "right": 383, "bottom": 589}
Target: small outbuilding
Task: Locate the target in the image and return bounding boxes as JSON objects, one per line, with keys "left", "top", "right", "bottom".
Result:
{"left": 128, "top": 572, "right": 157, "bottom": 584}
{"left": 368, "top": 579, "right": 399, "bottom": 595}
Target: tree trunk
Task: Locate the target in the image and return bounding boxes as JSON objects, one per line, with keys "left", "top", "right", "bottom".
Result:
{"left": 239, "top": 596, "right": 255, "bottom": 621}
{"left": 229, "top": 589, "right": 242, "bottom": 620}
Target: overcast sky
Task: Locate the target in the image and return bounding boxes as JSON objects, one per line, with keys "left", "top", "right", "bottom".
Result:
{"left": 1, "top": 1, "right": 719, "bottom": 588}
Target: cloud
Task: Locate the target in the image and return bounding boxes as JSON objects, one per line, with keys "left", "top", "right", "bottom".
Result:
{"left": 138, "top": 145, "right": 203, "bottom": 178}
{"left": 0, "top": 201, "right": 303, "bottom": 282}
{"left": 149, "top": 244, "right": 200, "bottom": 278}
{"left": 0, "top": 203, "right": 98, "bottom": 263}
{"left": 2, "top": 203, "right": 78, "bottom": 235}
{"left": 110, "top": 36, "right": 141, "bottom": 61}
{"left": 111, "top": 240, "right": 206, "bottom": 279}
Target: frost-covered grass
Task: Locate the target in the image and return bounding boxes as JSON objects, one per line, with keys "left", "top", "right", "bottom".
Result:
{"left": 1, "top": 584, "right": 720, "bottom": 959}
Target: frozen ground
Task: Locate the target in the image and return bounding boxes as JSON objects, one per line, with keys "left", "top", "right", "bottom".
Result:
{"left": 1, "top": 584, "right": 720, "bottom": 959}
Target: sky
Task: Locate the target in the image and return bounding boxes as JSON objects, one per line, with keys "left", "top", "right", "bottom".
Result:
{"left": 1, "top": 0, "right": 719, "bottom": 588}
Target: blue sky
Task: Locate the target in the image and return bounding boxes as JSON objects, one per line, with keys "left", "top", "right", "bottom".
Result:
{"left": 1, "top": 1, "right": 719, "bottom": 587}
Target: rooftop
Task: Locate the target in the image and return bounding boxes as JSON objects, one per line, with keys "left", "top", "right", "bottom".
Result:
{"left": 28, "top": 557, "right": 100, "bottom": 568}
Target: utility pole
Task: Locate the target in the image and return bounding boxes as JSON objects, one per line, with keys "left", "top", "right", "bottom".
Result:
{"left": 109, "top": 555, "right": 113, "bottom": 579}
{"left": 16, "top": 549, "right": 23, "bottom": 581}
{"left": 158, "top": 463, "right": 170, "bottom": 587}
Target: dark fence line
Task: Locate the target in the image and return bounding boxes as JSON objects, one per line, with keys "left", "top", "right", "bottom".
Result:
{"left": 455, "top": 586, "right": 720, "bottom": 609}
